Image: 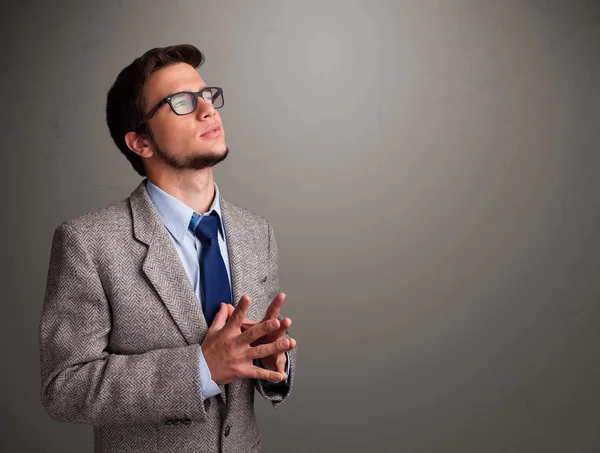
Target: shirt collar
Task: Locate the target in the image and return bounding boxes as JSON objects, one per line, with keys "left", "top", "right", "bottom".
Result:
{"left": 145, "top": 179, "right": 225, "bottom": 244}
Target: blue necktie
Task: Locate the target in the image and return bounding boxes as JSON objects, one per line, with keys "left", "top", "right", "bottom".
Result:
{"left": 189, "top": 211, "right": 232, "bottom": 325}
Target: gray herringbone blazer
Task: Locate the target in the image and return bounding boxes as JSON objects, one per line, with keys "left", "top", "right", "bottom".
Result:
{"left": 39, "top": 179, "right": 295, "bottom": 453}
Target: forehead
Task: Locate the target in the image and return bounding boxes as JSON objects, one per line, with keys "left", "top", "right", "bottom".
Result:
{"left": 143, "top": 62, "right": 206, "bottom": 106}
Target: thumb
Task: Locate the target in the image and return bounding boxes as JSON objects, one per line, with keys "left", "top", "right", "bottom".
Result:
{"left": 208, "top": 303, "right": 228, "bottom": 333}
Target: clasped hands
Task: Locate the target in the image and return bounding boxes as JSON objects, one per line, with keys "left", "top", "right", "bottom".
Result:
{"left": 201, "top": 293, "right": 296, "bottom": 385}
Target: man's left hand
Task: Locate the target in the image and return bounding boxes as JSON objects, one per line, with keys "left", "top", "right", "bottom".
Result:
{"left": 227, "top": 293, "right": 295, "bottom": 377}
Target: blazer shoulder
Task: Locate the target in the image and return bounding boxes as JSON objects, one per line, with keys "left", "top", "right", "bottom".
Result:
{"left": 56, "top": 197, "right": 132, "bottom": 237}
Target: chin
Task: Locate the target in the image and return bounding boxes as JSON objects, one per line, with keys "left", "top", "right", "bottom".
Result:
{"left": 214, "top": 143, "right": 228, "bottom": 154}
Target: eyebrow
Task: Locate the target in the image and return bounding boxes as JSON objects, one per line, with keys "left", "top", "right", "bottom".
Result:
{"left": 175, "top": 85, "right": 209, "bottom": 94}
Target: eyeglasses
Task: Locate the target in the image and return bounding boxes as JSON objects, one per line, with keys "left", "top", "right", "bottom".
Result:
{"left": 139, "top": 86, "right": 224, "bottom": 126}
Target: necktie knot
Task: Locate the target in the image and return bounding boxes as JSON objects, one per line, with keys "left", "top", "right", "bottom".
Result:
{"left": 189, "top": 211, "right": 220, "bottom": 243}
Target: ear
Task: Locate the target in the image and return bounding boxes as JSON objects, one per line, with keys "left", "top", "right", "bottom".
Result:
{"left": 125, "top": 131, "right": 154, "bottom": 158}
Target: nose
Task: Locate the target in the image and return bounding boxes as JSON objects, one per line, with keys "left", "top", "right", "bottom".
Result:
{"left": 196, "top": 97, "right": 217, "bottom": 120}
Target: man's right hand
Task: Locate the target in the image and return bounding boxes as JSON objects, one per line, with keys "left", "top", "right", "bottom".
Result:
{"left": 201, "top": 294, "right": 296, "bottom": 385}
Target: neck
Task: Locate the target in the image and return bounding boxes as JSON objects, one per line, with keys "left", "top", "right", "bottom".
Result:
{"left": 147, "top": 167, "right": 216, "bottom": 214}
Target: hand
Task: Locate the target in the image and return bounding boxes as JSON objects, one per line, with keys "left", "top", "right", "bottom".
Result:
{"left": 252, "top": 293, "right": 296, "bottom": 376}
{"left": 223, "top": 293, "right": 296, "bottom": 376}
{"left": 200, "top": 295, "right": 295, "bottom": 385}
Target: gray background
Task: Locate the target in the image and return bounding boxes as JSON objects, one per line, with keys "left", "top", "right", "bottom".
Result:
{"left": 1, "top": 0, "right": 599, "bottom": 452}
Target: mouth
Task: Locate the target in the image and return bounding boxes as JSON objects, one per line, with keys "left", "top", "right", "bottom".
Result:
{"left": 201, "top": 124, "right": 222, "bottom": 138}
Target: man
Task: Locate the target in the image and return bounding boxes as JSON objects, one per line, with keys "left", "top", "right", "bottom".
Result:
{"left": 39, "top": 44, "right": 296, "bottom": 453}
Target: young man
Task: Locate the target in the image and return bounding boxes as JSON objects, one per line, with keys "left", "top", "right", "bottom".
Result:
{"left": 39, "top": 44, "right": 296, "bottom": 453}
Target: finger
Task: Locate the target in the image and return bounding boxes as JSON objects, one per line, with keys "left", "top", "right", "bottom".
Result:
{"left": 259, "top": 354, "right": 287, "bottom": 380}
{"left": 254, "top": 318, "right": 291, "bottom": 346}
{"left": 239, "top": 318, "right": 280, "bottom": 345}
{"left": 229, "top": 295, "right": 250, "bottom": 329}
{"left": 241, "top": 319, "right": 257, "bottom": 332}
{"left": 270, "top": 317, "right": 292, "bottom": 340}
{"left": 259, "top": 336, "right": 296, "bottom": 351}
{"left": 248, "top": 338, "right": 290, "bottom": 361}
{"left": 263, "top": 293, "right": 285, "bottom": 322}
{"left": 246, "top": 365, "right": 286, "bottom": 383}
{"left": 276, "top": 354, "right": 287, "bottom": 374}
{"left": 208, "top": 303, "right": 229, "bottom": 333}
{"left": 225, "top": 303, "right": 255, "bottom": 330}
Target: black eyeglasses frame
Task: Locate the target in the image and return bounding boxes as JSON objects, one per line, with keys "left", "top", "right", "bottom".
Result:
{"left": 138, "top": 86, "right": 224, "bottom": 127}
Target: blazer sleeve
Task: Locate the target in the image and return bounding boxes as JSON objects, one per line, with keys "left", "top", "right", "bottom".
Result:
{"left": 39, "top": 223, "right": 209, "bottom": 426}
{"left": 253, "top": 221, "right": 296, "bottom": 408}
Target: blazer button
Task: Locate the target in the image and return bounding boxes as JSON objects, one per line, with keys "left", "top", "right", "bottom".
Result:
{"left": 224, "top": 425, "right": 231, "bottom": 437}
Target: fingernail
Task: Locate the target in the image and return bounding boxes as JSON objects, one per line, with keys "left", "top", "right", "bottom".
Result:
{"left": 270, "top": 320, "right": 278, "bottom": 329}
{"left": 280, "top": 339, "right": 289, "bottom": 348}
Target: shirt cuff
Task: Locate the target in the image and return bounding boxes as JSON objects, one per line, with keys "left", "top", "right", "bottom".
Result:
{"left": 198, "top": 346, "right": 222, "bottom": 399}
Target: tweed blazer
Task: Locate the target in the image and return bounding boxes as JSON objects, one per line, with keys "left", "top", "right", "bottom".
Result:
{"left": 39, "top": 179, "right": 295, "bottom": 453}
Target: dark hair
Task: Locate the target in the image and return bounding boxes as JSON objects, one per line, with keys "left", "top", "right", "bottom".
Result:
{"left": 105, "top": 44, "right": 205, "bottom": 177}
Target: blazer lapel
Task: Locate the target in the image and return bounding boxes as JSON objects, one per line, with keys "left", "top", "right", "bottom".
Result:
{"left": 220, "top": 194, "right": 264, "bottom": 402}
{"left": 129, "top": 179, "right": 207, "bottom": 345}
{"left": 220, "top": 196, "right": 263, "bottom": 322}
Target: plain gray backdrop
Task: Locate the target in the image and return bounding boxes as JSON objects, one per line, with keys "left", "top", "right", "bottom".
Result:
{"left": 1, "top": 0, "right": 600, "bottom": 452}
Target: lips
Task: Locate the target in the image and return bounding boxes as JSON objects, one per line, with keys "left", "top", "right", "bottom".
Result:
{"left": 201, "top": 124, "right": 221, "bottom": 136}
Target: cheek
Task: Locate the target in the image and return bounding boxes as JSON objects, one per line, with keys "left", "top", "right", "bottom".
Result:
{"left": 155, "top": 119, "right": 197, "bottom": 147}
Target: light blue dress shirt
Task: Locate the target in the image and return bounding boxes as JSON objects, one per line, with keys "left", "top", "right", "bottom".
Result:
{"left": 146, "top": 180, "right": 289, "bottom": 400}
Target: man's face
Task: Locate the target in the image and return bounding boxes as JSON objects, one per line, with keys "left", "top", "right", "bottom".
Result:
{"left": 142, "top": 62, "right": 228, "bottom": 170}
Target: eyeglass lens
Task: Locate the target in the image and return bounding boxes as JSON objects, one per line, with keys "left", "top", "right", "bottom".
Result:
{"left": 171, "top": 88, "right": 223, "bottom": 115}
